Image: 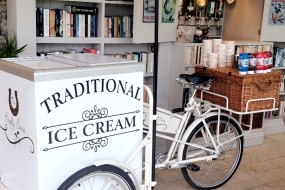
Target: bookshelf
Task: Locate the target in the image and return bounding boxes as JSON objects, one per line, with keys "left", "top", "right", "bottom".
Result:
{"left": 7, "top": 0, "right": 178, "bottom": 78}
{"left": 34, "top": 0, "right": 137, "bottom": 54}
{"left": 7, "top": 0, "right": 178, "bottom": 55}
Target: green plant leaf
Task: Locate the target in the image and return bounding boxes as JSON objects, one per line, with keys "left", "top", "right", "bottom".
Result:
{"left": 0, "top": 35, "right": 27, "bottom": 58}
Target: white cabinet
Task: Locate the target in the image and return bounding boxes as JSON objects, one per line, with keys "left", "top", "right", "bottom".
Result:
{"left": 7, "top": 0, "right": 179, "bottom": 56}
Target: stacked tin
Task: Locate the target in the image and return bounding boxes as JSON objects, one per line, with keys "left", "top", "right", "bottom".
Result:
{"left": 225, "top": 41, "right": 235, "bottom": 67}
{"left": 202, "top": 39, "right": 213, "bottom": 67}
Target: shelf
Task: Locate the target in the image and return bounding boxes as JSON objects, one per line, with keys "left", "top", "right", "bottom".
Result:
{"left": 37, "top": 37, "right": 103, "bottom": 44}
{"left": 105, "top": 1, "right": 133, "bottom": 5}
{"left": 272, "top": 66, "right": 285, "bottom": 70}
{"left": 103, "top": 37, "right": 133, "bottom": 44}
{"left": 56, "top": 0, "right": 133, "bottom": 4}
{"left": 144, "top": 73, "right": 153, "bottom": 77}
{"left": 37, "top": 37, "right": 133, "bottom": 44}
{"left": 208, "top": 35, "right": 222, "bottom": 38}
{"left": 234, "top": 41, "right": 274, "bottom": 46}
{"left": 56, "top": 0, "right": 102, "bottom": 2}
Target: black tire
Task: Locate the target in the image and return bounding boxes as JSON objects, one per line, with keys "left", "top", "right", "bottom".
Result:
{"left": 58, "top": 164, "right": 136, "bottom": 190}
{"left": 181, "top": 115, "right": 243, "bottom": 190}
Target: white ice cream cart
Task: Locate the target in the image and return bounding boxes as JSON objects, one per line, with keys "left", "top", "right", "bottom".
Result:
{"left": 0, "top": 54, "right": 144, "bottom": 190}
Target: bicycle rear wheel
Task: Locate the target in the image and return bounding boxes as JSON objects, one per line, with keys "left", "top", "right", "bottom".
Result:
{"left": 181, "top": 115, "right": 243, "bottom": 190}
{"left": 58, "top": 164, "right": 136, "bottom": 190}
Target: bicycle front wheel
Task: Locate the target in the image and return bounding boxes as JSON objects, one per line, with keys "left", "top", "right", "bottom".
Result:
{"left": 181, "top": 115, "right": 243, "bottom": 190}
{"left": 58, "top": 164, "right": 136, "bottom": 190}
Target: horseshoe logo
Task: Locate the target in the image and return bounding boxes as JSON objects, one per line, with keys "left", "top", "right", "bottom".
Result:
{"left": 9, "top": 88, "right": 19, "bottom": 116}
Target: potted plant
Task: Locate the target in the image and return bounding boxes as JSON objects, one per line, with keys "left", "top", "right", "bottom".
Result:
{"left": 0, "top": 35, "right": 27, "bottom": 58}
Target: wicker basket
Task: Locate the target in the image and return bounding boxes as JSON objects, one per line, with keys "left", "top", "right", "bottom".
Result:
{"left": 195, "top": 67, "right": 282, "bottom": 112}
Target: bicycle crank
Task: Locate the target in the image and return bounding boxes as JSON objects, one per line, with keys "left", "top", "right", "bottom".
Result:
{"left": 186, "top": 163, "right": 200, "bottom": 172}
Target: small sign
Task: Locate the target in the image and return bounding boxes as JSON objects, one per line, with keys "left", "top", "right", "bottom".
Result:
{"left": 162, "top": 0, "right": 176, "bottom": 23}
{"left": 268, "top": 0, "right": 285, "bottom": 25}
{"left": 143, "top": 0, "right": 155, "bottom": 23}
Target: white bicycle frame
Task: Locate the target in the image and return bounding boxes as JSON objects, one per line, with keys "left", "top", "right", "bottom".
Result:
{"left": 92, "top": 83, "right": 278, "bottom": 190}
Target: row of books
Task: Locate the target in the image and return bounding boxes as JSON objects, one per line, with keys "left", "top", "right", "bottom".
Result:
{"left": 184, "top": 44, "right": 273, "bottom": 67}
{"left": 236, "top": 44, "right": 272, "bottom": 54}
{"left": 107, "top": 52, "right": 154, "bottom": 74}
{"left": 185, "top": 45, "right": 202, "bottom": 66}
{"left": 273, "top": 47, "right": 285, "bottom": 67}
{"left": 36, "top": 5, "right": 99, "bottom": 38}
{"left": 105, "top": 16, "right": 133, "bottom": 38}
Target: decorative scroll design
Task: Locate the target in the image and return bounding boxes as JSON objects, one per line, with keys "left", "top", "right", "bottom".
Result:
{"left": 82, "top": 105, "right": 108, "bottom": 121}
{"left": 143, "top": 111, "right": 168, "bottom": 130}
{"left": 81, "top": 105, "right": 109, "bottom": 152}
{"left": 0, "top": 124, "right": 35, "bottom": 153}
{"left": 82, "top": 137, "right": 108, "bottom": 152}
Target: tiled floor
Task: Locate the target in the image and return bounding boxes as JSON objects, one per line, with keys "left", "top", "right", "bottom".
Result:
{"left": 155, "top": 132, "right": 285, "bottom": 190}
{"left": 1, "top": 133, "right": 284, "bottom": 190}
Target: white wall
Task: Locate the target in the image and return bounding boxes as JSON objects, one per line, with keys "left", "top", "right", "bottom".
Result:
{"left": 7, "top": 0, "right": 37, "bottom": 56}
{"left": 133, "top": 0, "right": 179, "bottom": 43}
{"left": 260, "top": 0, "right": 285, "bottom": 42}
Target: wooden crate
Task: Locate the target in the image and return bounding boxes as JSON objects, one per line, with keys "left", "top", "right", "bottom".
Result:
{"left": 195, "top": 67, "right": 282, "bottom": 112}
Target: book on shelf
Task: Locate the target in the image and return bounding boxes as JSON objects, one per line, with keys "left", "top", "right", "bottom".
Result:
{"left": 70, "top": 13, "right": 74, "bottom": 37}
{"left": 273, "top": 47, "right": 285, "bottom": 67}
{"left": 55, "top": 9, "right": 64, "bottom": 37}
{"left": 43, "top": 9, "right": 50, "bottom": 37}
{"left": 66, "top": 12, "right": 71, "bottom": 37}
{"left": 49, "top": 9, "right": 56, "bottom": 37}
{"left": 105, "top": 15, "right": 133, "bottom": 38}
{"left": 37, "top": 8, "right": 98, "bottom": 38}
{"left": 87, "top": 14, "right": 91, "bottom": 37}
{"left": 36, "top": 8, "right": 44, "bottom": 37}
{"left": 65, "top": 5, "right": 98, "bottom": 15}
{"left": 74, "top": 14, "right": 79, "bottom": 37}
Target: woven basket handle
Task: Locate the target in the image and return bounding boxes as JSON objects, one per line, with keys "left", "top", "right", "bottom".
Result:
{"left": 253, "top": 80, "right": 273, "bottom": 92}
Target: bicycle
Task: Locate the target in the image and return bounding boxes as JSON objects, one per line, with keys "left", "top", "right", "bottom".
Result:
{"left": 57, "top": 72, "right": 277, "bottom": 190}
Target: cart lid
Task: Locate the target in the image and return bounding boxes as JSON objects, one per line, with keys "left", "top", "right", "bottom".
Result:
{"left": 0, "top": 54, "right": 144, "bottom": 82}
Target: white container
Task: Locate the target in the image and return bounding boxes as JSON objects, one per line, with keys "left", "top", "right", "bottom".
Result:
{"left": 208, "top": 53, "right": 219, "bottom": 68}
{"left": 213, "top": 39, "right": 222, "bottom": 53}
{"left": 0, "top": 54, "right": 144, "bottom": 190}
{"left": 226, "top": 54, "right": 235, "bottom": 67}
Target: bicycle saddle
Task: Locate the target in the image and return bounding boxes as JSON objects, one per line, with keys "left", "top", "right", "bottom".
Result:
{"left": 179, "top": 73, "right": 214, "bottom": 85}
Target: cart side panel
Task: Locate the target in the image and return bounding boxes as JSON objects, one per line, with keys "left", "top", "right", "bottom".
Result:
{"left": 35, "top": 72, "right": 144, "bottom": 190}
{"left": 0, "top": 71, "right": 38, "bottom": 190}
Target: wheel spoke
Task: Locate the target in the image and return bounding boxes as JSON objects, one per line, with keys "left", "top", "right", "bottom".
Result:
{"left": 181, "top": 115, "right": 243, "bottom": 189}
{"left": 58, "top": 165, "right": 135, "bottom": 190}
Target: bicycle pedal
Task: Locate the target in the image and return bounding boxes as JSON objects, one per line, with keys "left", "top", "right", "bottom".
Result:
{"left": 187, "top": 164, "right": 200, "bottom": 172}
